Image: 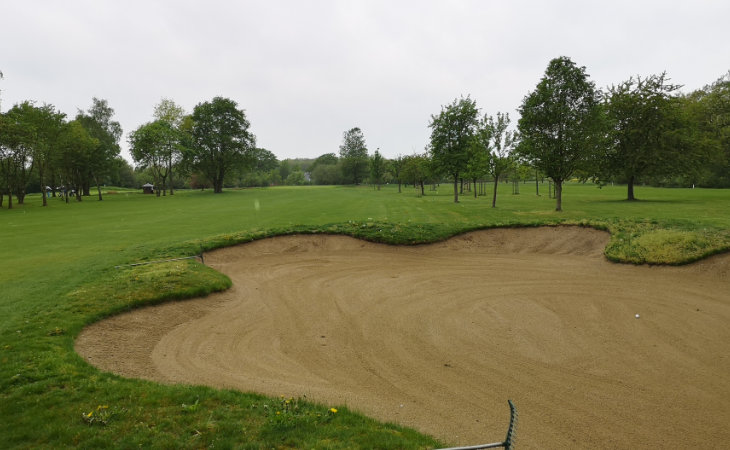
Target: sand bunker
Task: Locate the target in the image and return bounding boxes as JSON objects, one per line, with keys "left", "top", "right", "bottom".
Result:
{"left": 76, "top": 227, "right": 730, "bottom": 448}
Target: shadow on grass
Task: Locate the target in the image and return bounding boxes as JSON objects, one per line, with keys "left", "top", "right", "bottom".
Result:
{"left": 591, "top": 198, "right": 688, "bottom": 204}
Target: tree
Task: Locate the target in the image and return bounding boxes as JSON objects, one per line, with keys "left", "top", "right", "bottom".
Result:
{"left": 339, "top": 127, "right": 369, "bottom": 184}
{"left": 517, "top": 56, "right": 603, "bottom": 211}
{"left": 389, "top": 155, "right": 405, "bottom": 193}
{"left": 76, "top": 98, "right": 122, "bottom": 200}
{"left": 0, "top": 103, "right": 41, "bottom": 206}
{"left": 129, "top": 120, "right": 177, "bottom": 196}
{"left": 476, "top": 112, "right": 516, "bottom": 207}
{"left": 369, "top": 149, "right": 385, "bottom": 190}
{"left": 108, "top": 157, "right": 136, "bottom": 188}
{"left": 429, "top": 96, "right": 479, "bottom": 203}
{"left": 401, "top": 153, "right": 432, "bottom": 196}
{"left": 312, "top": 153, "right": 339, "bottom": 168}
{"left": 153, "top": 98, "right": 187, "bottom": 194}
{"left": 26, "top": 103, "right": 66, "bottom": 206}
{"left": 188, "top": 97, "right": 256, "bottom": 193}
{"left": 54, "top": 120, "right": 98, "bottom": 203}
{"left": 602, "top": 73, "right": 692, "bottom": 200}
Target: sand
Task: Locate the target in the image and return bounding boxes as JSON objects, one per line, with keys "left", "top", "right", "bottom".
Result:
{"left": 76, "top": 227, "right": 730, "bottom": 448}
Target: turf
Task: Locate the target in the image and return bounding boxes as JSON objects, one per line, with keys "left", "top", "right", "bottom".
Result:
{"left": 1, "top": 182, "right": 729, "bottom": 448}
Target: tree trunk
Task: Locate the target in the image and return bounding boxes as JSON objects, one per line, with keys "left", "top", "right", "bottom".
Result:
{"left": 492, "top": 176, "right": 499, "bottom": 208}
{"left": 473, "top": 178, "right": 478, "bottom": 198}
{"left": 398, "top": 180, "right": 401, "bottom": 193}
{"left": 627, "top": 176, "right": 636, "bottom": 201}
{"left": 93, "top": 174, "right": 103, "bottom": 201}
{"left": 169, "top": 160, "right": 174, "bottom": 195}
{"left": 453, "top": 174, "right": 459, "bottom": 203}
{"left": 7, "top": 188, "right": 12, "bottom": 209}
{"left": 459, "top": 178, "right": 464, "bottom": 194}
{"left": 420, "top": 180, "right": 425, "bottom": 196}
{"left": 40, "top": 168, "right": 47, "bottom": 207}
{"left": 535, "top": 170, "right": 540, "bottom": 196}
{"left": 82, "top": 182, "right": 90, "bottom": 196}
{"left": 555, "top": 180, "right": 563, "bottom": 212}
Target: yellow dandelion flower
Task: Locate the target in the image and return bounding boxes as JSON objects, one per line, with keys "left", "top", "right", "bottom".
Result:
{"left": 86, "top": 411, "right": 93, "bottom": 418}
{"left": 330, "top": 408, "right": 338, "bottom": 414}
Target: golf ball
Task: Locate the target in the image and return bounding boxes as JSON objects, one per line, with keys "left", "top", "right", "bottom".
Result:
{"left": 635, "top": 314, "right": 640, "bottom": 318}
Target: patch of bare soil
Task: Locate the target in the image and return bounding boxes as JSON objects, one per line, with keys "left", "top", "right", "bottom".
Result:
{"left": 76, "top": 227, "right": 730, "bottom": 448}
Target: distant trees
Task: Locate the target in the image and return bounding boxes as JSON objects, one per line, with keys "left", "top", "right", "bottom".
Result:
{"left": 429, "top": 96, "right": 479, "bottom": 203}
{"left": 401, "top": 153, "right": 432, "bottom": 196}
{"left": 683, "top": 72, "right": 730, "bottom": 187}
{"left": 339, "top": 127, "right": 369, "bottom": 184}
{"left": 3, "top": 61, "right": 730, "bottom": 211}
{"left": 309, "top": 153, "right": 342, "bottom": 185}
{"left": 187, "top": 97, "right": 256, "bottom": 193}
{"left": 369, "top": 149, "right": 385, "bottom": 190}
{"left": 518, "top": 56, "right": 603, "bottom": 211}
{"left": 390, "top": 155, "right": 405, "bottom": 193}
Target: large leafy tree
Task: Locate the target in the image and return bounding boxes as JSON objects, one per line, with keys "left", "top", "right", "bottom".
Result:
{"left": 54, "top": 120, "right": 98, "bottom": 203}
{"left": 188, "top": 97, "right": 255, "bottom": 193}
{"left": 0, "top": 102, "right": 44, "bottom": 206}
{"left": 517, "top": 56, "right": 603, "bottom": 211}
{"left": 339, "top": 127, "right": 368, "bottom": 184}
{"left": 129, "top": 120, "right": 177, "bottom": 196}
{"left": 429, "top": 96, "right": 479, "bottom": 203}
{"left": 75, "top": 98, "right": 122, "bottom": 200}
{"left": 602, "top": 73, "right": 690, "bottom": 200}
{"left": 26, "top": 103, "right": 66, "bottom": 206}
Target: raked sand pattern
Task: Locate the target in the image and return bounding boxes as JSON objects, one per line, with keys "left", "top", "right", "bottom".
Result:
{"left": 76, "top": 227, "right": 730, "bottom": 448}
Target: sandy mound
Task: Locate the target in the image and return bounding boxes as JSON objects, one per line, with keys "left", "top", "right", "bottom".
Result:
{"left": 76, "top": 226, "right": 730, "bottom": 448}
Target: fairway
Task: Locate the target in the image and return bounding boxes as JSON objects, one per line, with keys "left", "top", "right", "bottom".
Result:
{"left": 3, "top": 184, "right": 730, "bottom": 448}
{"left": 76, "top": 227, "right": 730, "bottom": 448}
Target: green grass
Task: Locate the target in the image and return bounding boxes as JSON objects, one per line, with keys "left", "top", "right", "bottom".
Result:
{"left": 1, "top": 182, "right": 729, "bottom": 448}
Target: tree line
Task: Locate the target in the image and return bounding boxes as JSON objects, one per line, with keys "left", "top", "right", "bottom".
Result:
{"left": 1, "top": 57, "right": 727, "bottom": 210}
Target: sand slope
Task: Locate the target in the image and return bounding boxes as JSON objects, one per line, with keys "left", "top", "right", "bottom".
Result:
{"left": 76, "top": 227, "right": 730, "bottom": 448}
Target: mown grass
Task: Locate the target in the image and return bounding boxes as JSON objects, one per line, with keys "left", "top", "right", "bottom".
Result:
{"left": 1, "top": 182, "right": 729, "bottom": 448}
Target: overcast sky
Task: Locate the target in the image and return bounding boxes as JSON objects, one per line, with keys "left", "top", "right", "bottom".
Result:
{"left": 2, "top": 1, "right": 728, "bottom": 162}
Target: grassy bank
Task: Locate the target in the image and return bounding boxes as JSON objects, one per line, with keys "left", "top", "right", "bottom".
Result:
{"left": 1, "top": 183, "right": 729, "bottom": 448}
